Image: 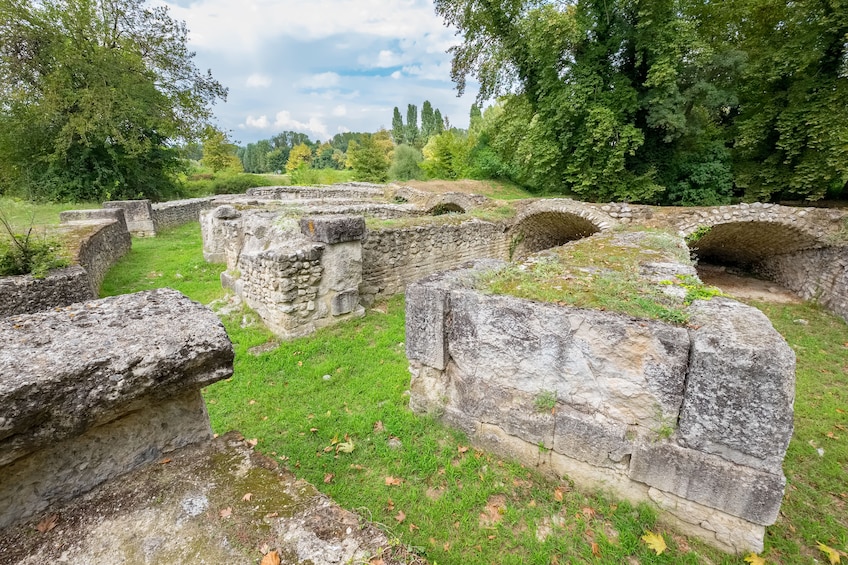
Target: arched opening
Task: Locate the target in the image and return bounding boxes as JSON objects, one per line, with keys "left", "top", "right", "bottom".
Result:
{"left": 687, "top": 221, "right": 822, "bottom": 302}
{"left": 510, "top": 211, "right": 601, "bottom": 259}
{"left": 428, "top": 202, "right": 466, "bottom": 216}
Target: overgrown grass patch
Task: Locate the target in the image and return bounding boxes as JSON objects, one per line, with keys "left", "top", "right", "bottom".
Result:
{"left": 0, "top": 197, "right": 99, "bottom": 225}
{"left": 479, "top": 231, "right": 710, "bottom": 324}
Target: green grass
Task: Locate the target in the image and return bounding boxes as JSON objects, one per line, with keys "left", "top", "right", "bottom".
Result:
{"left": 95, "top": 222, "right": 848, "bottom": 565}
{"left": 0, "top": 197, "right": 99, "bottom": 225}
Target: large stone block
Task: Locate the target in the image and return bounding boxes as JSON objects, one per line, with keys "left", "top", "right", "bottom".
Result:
{"left": 679, "top": 298, "right": 795, "bottom": 473}
{"left": 0, "top": 288, "right": 234, "bottom": 468}
{"left": 446, "top": 292, "right": 690, "bottom": 431}
{"left": 405, "top": 282, "right": 450, "bottom": 370}
{"left": 630, "top": 442, "right": 786, "bottom": 526}
{"left": 103, "top": 200, "right": 155, "bottom": 236}
{"left": 300, "top": 215, "right": 366, "bottom": 244}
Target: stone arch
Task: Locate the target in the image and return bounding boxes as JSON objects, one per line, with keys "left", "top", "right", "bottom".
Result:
{"left": 510, "top": 201, "right": 612, "bottom": 258}
{"left": 684, "top": 220, "right": 825, "bottom": 267}
{"left": 427, "top": 202, "right": 466, "bottom": 215}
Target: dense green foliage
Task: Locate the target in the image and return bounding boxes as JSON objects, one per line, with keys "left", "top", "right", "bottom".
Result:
{"left": 0, "top": 214, "right": 68, "bottom": 277}
{"left": 348, "top": 131, "right": 392, "bottom": 182}
{"left": 237, "top": 130, "right": 368, "bottom": 175}
{"left": 388, "top": 144, "right": 425, "bottom": 181}
{"left": 0, "top": 0, "right": 226, "bottom": 202}
{"left": 434, "top": 0, "right": 848, "bottom": 203}
{"left": 390, "top": 101, "right": 446, "bottom": 148}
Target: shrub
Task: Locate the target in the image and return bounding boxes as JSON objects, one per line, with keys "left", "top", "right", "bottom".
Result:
{"left": 388, "top": 144, "right": 424, "bottom": 181}
{"left": 0, "top": 216, "right": 69, "bottom": 278}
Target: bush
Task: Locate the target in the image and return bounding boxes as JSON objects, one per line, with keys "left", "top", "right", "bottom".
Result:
{"left": 388, "top": 144, "right": 424, "bottom": 181}
{"left": 0, "top": 217, "right": 69, "bottom": 278}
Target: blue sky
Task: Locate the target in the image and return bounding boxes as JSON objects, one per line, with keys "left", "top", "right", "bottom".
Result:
{"left": 163, "top": 0, "right": 479, "bottom": 145}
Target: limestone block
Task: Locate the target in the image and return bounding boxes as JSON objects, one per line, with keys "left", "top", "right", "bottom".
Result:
{"left": 630, "top": 442, "right": 785, "bottom": 525}
{"left": 59, "top": 208, "right": 128, "bottom": 233}
{"left": 0, "top": 288, "right": 234, "bottom": 468}
{"left": 405, "top": 281, "right": 450, "bottom": 370}
{"left": 300, "top": 215, "right": 366, "bottom": 244}
{"left": 212, "top": 204, "right": 240, "bottom": 219}
{"left": 331, "top": 289, "right": 358, "bottom": 316}
{"left": 552, "top": 408, "right": 631, "bottom": 468}
{"left": 679, "top": 298, "right": 795, "bottom": 473}
{"left": 103, "top": 200, "right": 155, "bottom": 236}
{"left": 446, "top": 292, "right": 690, "bottom": 430}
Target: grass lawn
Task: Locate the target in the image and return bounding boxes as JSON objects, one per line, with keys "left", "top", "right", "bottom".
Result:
{"left": 97, "top": 222, "right": 848, "bottom": 565}
{"left": 0, "top": 197, "right": 99, "bottom": 226}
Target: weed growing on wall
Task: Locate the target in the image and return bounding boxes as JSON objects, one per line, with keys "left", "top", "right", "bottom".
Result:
{"left": 0, "top": 214, "right": 68, "bottom": 278}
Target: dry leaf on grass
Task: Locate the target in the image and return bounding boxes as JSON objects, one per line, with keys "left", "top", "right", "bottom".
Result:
{"left": 219, "top": 507, "right": 232, "bottom": 519}
{"left": 324, "top": 473, "right": 335, "bottom": 484}
{"left": 591, "top": 541, "right": 601, "bottom": 557}
{"left": 260, "top": 550, "right": 281, "bottom": 565}
{"left": 554, "top": 487, "right": 565, "bottom": 502}
{"left": 35, "top": 514, "right": 59, "bottom": 533}
{"left": 336, "top": 441, "right": 355, "bottom": 453}
{"left": 395, "top": 510, "right": 406, "bottom": 523}
{"left": 817, "top": 541, "right": 843, "bottom": 565}
{"left": 641, "top": 530, "right": 667, "bottom": 555}
{"left": 385, "top": 476, "right": 403, "bottom": 486}
{"left": 744, "top": 553, "right": 766, "bottom": 565}
{"left": 369, "top": 558, "right": 385, "bottom": 565}
{"left": 373, "top": 421, "right": 385, "bottom": 432}
{"left": 159, "top": 458, "right": 172, "bottom": 465}
{"left": 246, "top": 438, "right": 259, "bottom": 448}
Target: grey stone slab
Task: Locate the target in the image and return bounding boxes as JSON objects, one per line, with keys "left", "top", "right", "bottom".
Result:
{"left": 630, "top": 442, "right": 786, "bottom": 525}
{"left": 300, "top": 215, "right": 366, "bottom": 243}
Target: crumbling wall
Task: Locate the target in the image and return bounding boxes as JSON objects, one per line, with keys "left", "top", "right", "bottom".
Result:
{"left": 0, "top": 210, "right": 130, "bottom": 317}
{"left": 361, "top": 220, "right": 509, "bottom": 304}
{"left": 152, "top": 197, "right": 216, "bottom": 232}
{"left": 756, "top": 246, "right": 848, "bottom": 322}
{"left": 406, "top": 260, "right": 794, "bottom": 554}
{"left": 0, "top": 288, "right": 233, "bottom": 528}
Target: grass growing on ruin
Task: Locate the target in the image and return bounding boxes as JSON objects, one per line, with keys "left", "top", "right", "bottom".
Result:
{"left": 479, "top": 231, "right": 716, "bottom": 325}
{"left": 97, "top": 222, "right": 848, "bottom": 565}
{"left": 0, "top": 197, "right": 99, "bottom": 225}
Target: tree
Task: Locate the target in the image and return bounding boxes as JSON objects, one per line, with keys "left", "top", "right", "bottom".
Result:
{"left": 0, "top": 0, "right": 227, "bottom": 201}
{"left": 433, "top": 109, "right": 445, "bottom": 134}
{"left": 202, "top": 127, "right": 241, "bottom": 173}
{"left": 349, "top": 131, "right": 392, "bottom": 182}
{"left": 405, "top": 104, "right": 420, "bottom": 146}
{"left": 389, "top": 144, "right": 424, "bottom": 181}
{"left": 285, "top": 143, "right": 313, "bottom": 173}
{"left": 421, "top": 101, "right": 436, "bottom": 141}
{"left": 391, "top": 107, "right": 405, "bottom": 144}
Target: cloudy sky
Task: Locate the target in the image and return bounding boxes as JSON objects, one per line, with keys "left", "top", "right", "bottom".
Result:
{"left": 162, "top": 0, "right": 479, "bottom": 145}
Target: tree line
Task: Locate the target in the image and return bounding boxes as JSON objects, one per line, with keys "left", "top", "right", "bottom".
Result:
{"left": 430, "top": 0, "right": 848, "bottom": 204}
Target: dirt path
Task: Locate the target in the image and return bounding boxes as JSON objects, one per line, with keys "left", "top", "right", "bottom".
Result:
{"left": 696, "top": 264, "right": 802, "bottom": 304}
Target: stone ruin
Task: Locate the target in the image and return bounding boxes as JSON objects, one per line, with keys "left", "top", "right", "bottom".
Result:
{"left": 2, "top": 183, "right": 846, "bottom": 558}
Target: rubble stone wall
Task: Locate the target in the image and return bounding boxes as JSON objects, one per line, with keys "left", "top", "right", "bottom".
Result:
{"left": 361, "top": 220, "right": 510, "bottom": 304}
{"left": 152, "top": 197, "right": 217, "bottom": 232}
{"left": 0, "top": 289, "right": 233, "bottom": 528}
{"left": 406, "top": 261, "right": 795, "bottom": 554}
{"left": 757, "top": 246, "right": 848, "bottom": 321}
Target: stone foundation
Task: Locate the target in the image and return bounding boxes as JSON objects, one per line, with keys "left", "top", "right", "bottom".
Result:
{"left": 0, "top": 289, "right": 233, "bottom": 528}
{"left": 406, "top": 256, "right": 795, "bottom": 554}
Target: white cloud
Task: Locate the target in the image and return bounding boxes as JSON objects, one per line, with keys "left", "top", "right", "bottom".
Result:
{"left": 332, "top": 105, "right": 347, "bottom": 117}
{"left": 245, "top": 73, "right": 272, "bottom": 88}
{"left": 297, "top": 72, "right": 341, "bottom": 90}
{"left": 390, "top": 71, "right": 402, "bottom": 79}
{"left": 244, "top": 115, "right": 270, "bottom": 128}
{"left": 273, "top": 111, "right": 330, "bottom": 140}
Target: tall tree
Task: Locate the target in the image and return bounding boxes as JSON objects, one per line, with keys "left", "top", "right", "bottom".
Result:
{"left": 0, "top": 0, "right": 227, "bottom": 201}
{"left": 405, "top": 104, "right": 419, "bottom": 146}
{"left": 202, "top": 127, "right": 241, "bottom": 173}
{"left": 434, "top": 109, "right": 445, "bottom": 134}
{"left": 421, "top": 101, "right": 436, "bottom": 140}
{"left": 391, "top": 107, "right": 405, "bottom": 144}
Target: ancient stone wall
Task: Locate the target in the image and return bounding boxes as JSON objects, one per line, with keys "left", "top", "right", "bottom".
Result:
{"left": 406, "top": 260, "right": 795, "bottom": 554}
{"left": 0, "top": 210, "right": 130, "bottom": 317}
{"left": 0, "top": 288, "right": 233, "bottom": 528}
{"left": 757, "top": 246, "right": 848, "bottom": 321}
{"left": 152, "top": 197, "right": 217, "bottom": 232}
{"left": 247, "top": 183, "right": 386, "bottom": 201}
{"left": 360, "top": 220, "right": 510, "bottom": 304}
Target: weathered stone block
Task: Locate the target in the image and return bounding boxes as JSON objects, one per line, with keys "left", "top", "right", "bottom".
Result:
{"left": 59, "top": 208, "right": 128, "bottom": 233}
{"left": 331, "top": 289, "right": 359, "bottom": 315}
{"left": 552, "top": 408, "right": 632, "bottom": 468}
{"left": 103, "top": 200, "right": 155, "bottom": 236}
{"left": 0, "top": 267, "right": 94, "bottom": 318}
{"left": 405, "top": 281, "right": 450, "bottom": 371}
{"left": 0, "top": 288, "right": 234, "bottom": 468}
{"left": 300, "top": 215, "right": 366, "bottom": 244}
{"left": 679, "top": 298, "right": 795, "bottom": 473}
{"left": 630, "top": 443, "right": 786, "bottom": 525}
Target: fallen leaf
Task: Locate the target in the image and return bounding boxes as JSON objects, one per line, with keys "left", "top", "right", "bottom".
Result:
{"left": 744, "top": 553, "right": 766, "bottom": 565}
{"left": 582, "top": 506, "right": 597, "bottom": 519}
{"left": 458, "top": 445, "right": 469, "bottom": 454}
{"left": 591, "top": 541, "right": 601, "bottom": 557}
{"left": 826, "top": 432, "right": 840, "bottom": 440}
{"left": 265, "top": 512, "right": 279, "bottom": 518}
{"left": 817, "top": 541, "right": 842, "bottom": 564}
{"left": 641, "top": 530, "right": 667, "bottom": 555}
{"left": 242, "top": 493, "right": 253, "bottom": 501}
{"left": 260, "top": 550, "right": 281, "bottom": 565}
{"left": 369, "top": 558, "right": 385, "bottom": 565}
{"left": 374, "top": 421, "right": 385, "bottom": 432}
{"left": 309, "top": 427, "right": 318, "bottom": 433}
{"left": 246, "top": 438, "right": 259, "bottom": 448}
{"left": 249, "top": 399, "right": 256, "bottom": 405}
{"left": 159, "top": 458, "right": 172, "bottom": 464}
{"left": 395, "top": 510, "right": 406, "bottom": 523}
{"left": 35, "top": 514, "right": 59, "bottom": 533}
{"left": 350, "top": 464, "right": 365, "bottom": 470}
{"left": 330, "top": 434, "right": 339, "bottom": 445}
{"left": 323, "top": 445, "right": 335, "bottom": 453}
{"left": 409, "top": 523, "right": 420, "bottom": 532}
{"left": 386, "top": 498, "right": 395, "bottom": 511}
{"left": 336, "top": 441, "right": 355, "bottom": 453}
{"left": 385, "top": 476, "right": 403, "bottom": 486}
{"left": 258, "top": 543, "right": 270, "bottom": 554}
{"left": 443, "top": 542, "right": 451, "bottom": 551}
{"left": 324, "top": 473, "right": 334, "bottom": 484}
{"left": 554, "top": 488, "right": 565, "bottom": 502}
{"left": 220, "top": 507, "right": 232, "bottom": 519}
